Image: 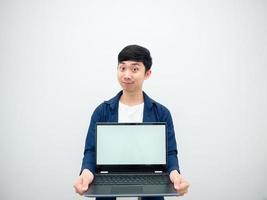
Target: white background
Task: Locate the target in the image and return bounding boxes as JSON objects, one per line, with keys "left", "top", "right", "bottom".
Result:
{"left": 0, "top": 0, "right": 266, "bottom": 200}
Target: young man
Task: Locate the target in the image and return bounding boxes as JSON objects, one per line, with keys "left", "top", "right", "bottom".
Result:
{"left": 74, "top": 45, "right": 189, "bottom": 199}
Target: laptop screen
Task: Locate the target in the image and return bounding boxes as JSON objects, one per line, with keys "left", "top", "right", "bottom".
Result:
{"left": 96, "top": 123, "right": 166, "bottom": 165}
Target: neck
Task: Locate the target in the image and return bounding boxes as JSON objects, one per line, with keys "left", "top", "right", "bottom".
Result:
{"left": 120, "top": 90, "right": 144, "bottom": 106}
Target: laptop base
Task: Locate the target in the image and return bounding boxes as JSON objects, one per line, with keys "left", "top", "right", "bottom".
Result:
{"left": 84, "top": 184, "right": 178, "bottom": 197}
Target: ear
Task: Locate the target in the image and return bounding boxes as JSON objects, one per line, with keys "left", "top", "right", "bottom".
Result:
{"left": 144, "top": 69, "right": 152, "bottom": 80}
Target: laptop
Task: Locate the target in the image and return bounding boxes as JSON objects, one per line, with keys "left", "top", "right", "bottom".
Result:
{"left": 84, "top": 122, "right": 178, "bottom": 197}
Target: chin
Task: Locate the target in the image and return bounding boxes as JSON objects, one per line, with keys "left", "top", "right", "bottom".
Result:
{"left": 122, "top": 87, "right": 135, "bottom": 93}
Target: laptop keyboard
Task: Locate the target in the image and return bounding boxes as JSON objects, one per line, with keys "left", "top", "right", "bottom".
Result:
{"left": 93, "top": 174, "right": 171, "bottom": 185}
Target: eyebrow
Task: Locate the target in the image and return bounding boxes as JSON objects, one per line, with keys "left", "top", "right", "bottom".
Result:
{"left": 131, "top": 63, "right": 140, "bottom": 66}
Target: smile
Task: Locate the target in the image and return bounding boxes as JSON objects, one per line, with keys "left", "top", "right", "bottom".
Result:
{"left": 122, "top": 81, "right": 134, "bottom": 84}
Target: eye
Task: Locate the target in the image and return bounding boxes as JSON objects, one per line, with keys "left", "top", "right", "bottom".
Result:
{"left": 119, "top": 66, "right": 126, "bottom": 71}
{"left": 132, "top": 67, "right": 139, "bottom": 73}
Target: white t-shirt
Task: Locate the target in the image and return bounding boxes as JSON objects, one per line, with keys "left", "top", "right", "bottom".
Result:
{"left": 118, "top": 101, "right": 144, "bottom": 123}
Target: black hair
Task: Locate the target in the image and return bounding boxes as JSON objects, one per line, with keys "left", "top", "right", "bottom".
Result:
{"left": 118, "top": 45, "right": 152, "bottom": 72}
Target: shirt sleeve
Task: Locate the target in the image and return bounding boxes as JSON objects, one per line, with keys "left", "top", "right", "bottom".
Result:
{"left": 161, "top": 107, "right": 180, "bottom": 174}
{"left": 80, "top": 104, "right": 103, "bottom": 174}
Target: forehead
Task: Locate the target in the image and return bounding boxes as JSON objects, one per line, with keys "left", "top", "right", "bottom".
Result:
{"left": 119, "top": 60, "right": 144, "bottom": 66}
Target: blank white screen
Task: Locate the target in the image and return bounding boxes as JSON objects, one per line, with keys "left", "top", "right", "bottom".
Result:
{"left": 97, "top": 124, "right": 166, "bottom": 165}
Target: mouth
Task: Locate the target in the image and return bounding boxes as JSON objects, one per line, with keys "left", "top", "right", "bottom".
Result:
{"left": 122, "top": 81, "right": 134, "bottom": 85}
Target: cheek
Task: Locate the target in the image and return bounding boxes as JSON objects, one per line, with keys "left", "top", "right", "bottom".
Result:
{"left": 117, "top": 72, "right": 121, "bottom": 79}
{"left": 137, "top": 74, "right": 146, "bottom": 81}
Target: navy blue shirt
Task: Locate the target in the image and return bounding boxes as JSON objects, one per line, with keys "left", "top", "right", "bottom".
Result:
{"left": 81, "top": 91, "right": 180, "bottom": 174}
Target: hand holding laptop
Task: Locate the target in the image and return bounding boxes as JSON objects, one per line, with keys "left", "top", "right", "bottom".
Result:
{"left": 74, "top": 169, "right": 94, "bottom": 195}
{"left": 74, "top": 168, "right": 190, "bottom": 196}
{"left": 170, "top": 170, "right": 190, "bottom": 196}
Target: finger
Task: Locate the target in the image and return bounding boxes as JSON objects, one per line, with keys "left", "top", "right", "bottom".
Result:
{"left": 174, "top": 182, "right": 180, "bottom": 190}
{"left": 179, "top": 181, "right": 190, "bottom": 190}
{"left": 170, "top": 174, "right": 181, "bottom": 183}
{"left": 179, "top": 188, "right": 189, "bottom": 195}
{"left": 173, "top": 179, "right": 182, "bottom": 190}
{"left": 177, "top": 186, "right": 188, "bottom": 194}
{"left": 82, "top": 176, "right": 91, "bottom": 191}
{"left": 176, "top": 186, "right": 188, "bottom": 195}
{"left": 74, "top": 186, "right": 83, "bottom": 195}
{"left": 177, "top": 183, "right": 189, "bottom": 195}
{"left": 73, "top": 177, "right": 85, "bottom": 195}
{"left": 74, "top": 184, "right": 83, "bottom": 195}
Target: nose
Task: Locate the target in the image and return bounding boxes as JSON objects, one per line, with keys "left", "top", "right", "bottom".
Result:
{"left": 123, "top": 69, "right": 132, "bottom": 80}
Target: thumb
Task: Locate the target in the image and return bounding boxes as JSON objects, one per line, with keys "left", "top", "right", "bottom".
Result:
{"left": 82, "top": 176, "right": 90, "bottom": 191}
{"left": 170, "top": 173, "right": 181, "bottom": 190}
{"left": 174, "top": 180, "right": 181, "bottom": 190}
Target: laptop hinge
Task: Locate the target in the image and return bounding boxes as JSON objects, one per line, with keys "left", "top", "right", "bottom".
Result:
{"left": 100, "top": 171, "right": 109, "bottom": 174}
{"left": 154, "top": 170, "right": 163, "bottom": 174}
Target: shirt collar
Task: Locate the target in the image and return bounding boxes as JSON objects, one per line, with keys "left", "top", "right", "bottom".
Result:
{"left": 105, "top": 90, "right": 155, "bottom": 110}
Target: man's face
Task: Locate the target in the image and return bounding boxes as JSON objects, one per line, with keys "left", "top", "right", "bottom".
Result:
{"left": 117, "top": 60, "right": 151, "bottom": 93}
